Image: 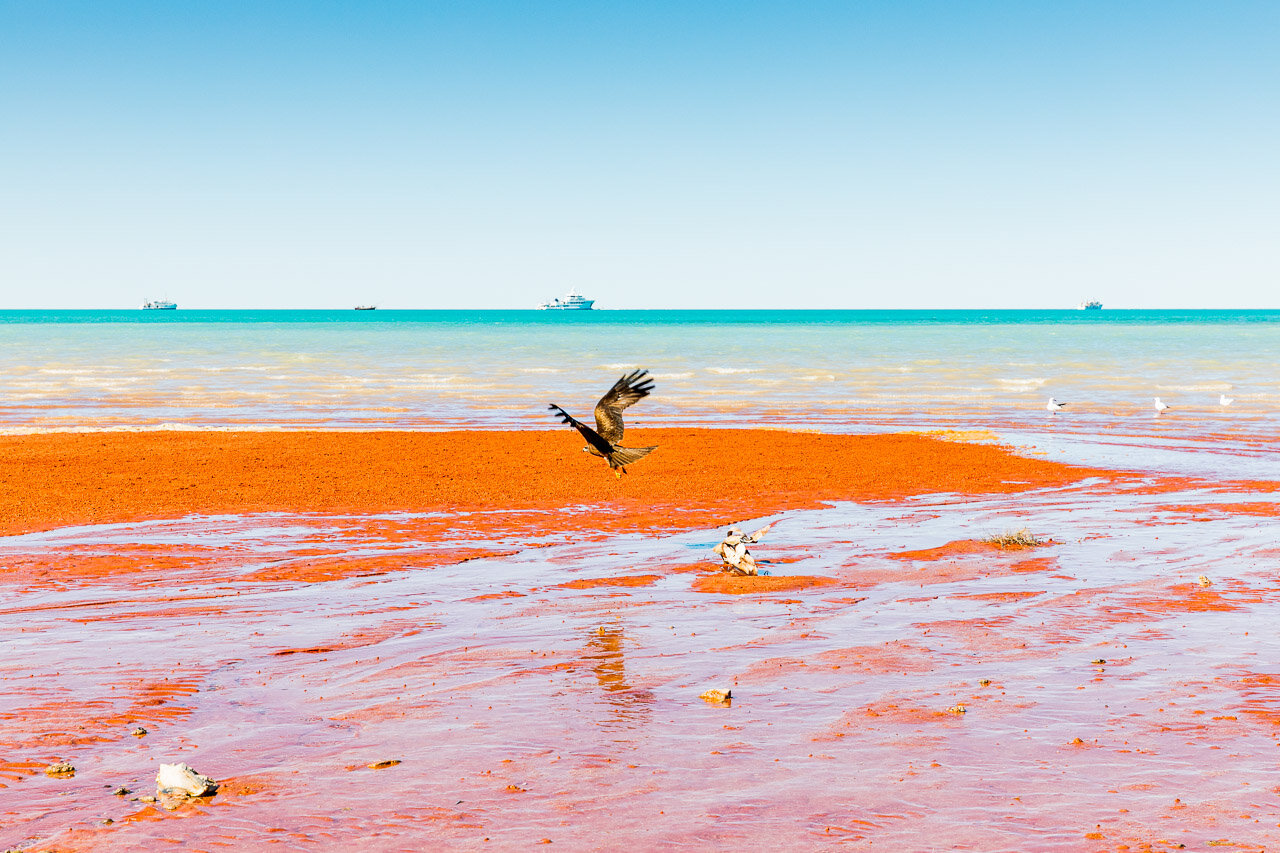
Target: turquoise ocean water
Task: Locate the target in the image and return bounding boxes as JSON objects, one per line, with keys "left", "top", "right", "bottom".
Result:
{"left": 1, "top": 310, "right": 1278, "bottom": 453}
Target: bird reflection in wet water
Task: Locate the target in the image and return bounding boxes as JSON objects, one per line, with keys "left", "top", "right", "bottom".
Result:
{"left": 585, "top": 624, "right": 654, "bottom": 729}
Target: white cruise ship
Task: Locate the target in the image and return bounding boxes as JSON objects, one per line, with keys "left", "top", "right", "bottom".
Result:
{"left": 141, "top": 298, "right": 177, "bottom": 310}
{"left": 537, "top": 290, "right": 595, "bottom": 310}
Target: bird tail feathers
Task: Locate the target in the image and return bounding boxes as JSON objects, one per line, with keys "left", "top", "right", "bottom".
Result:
{"left": 608, "top": 445, "right": 657, "bottom": 470}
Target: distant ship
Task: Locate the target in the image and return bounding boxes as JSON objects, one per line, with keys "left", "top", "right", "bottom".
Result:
{"left": 354, "top": 305, "right": 377, "bottom": 310}
{"left": 1077, "top": 300, "right": 1102, "bottom": 310}
{"left": 141, "top": 299, "right": 177, "bottom": 310}
{"left": 537, "top": 289, "right": 595, "bottom": 310}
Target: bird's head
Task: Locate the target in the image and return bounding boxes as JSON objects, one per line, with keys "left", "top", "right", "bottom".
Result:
{"left": 726, "top": 527, "right": 744, "bottom": 537}
{"left": 581, "top": 445, "right": 591, "bottom": 454}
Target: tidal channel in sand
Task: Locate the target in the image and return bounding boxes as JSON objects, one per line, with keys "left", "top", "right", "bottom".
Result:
{"left": 3, "top": 429, "right": 1280, "bottom": 850}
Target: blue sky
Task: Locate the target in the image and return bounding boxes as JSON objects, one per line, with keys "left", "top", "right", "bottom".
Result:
{"left": 2, "top": 1, "right": 1277, "bottom": 308}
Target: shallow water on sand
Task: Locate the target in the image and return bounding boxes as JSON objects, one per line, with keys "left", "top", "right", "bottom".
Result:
{"left": 3, "top": 311, "right": 1280, "bottom": 442}
{"left": 3, "top": 444, "right": 1279, "bottom": 850}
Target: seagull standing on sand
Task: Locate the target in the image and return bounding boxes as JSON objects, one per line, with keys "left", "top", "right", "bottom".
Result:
{"left": 1154, "top": 397, "right": 1170, "bottom": 413}
{"left": 713, "top": 522, "right": 774, "bottom": 576}
{"left": 1046, "top": 397, "right": 1067, "bottom": 413}
{"left": 548, "top": 369, "right": 658, "bottom": 478}
{"left": 1220, "top": 394, "right": 1234, "bottom": 406}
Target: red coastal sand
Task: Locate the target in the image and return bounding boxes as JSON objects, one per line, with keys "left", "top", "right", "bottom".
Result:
{"left": 4, "top": 429, "right": 1279, "bottom": 850}
{"left": 0, "top": 428, "right": 1113, "bottom": 537}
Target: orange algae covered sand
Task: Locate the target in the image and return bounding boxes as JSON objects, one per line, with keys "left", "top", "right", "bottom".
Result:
{"left": 554, "top": 574, "right": 663, "bottom": 589}
{"left": 692, "top": 574, "right": 839, "bottom": 594}
{"left": 0, "top": 428, "right": 1115, "bottom": 536}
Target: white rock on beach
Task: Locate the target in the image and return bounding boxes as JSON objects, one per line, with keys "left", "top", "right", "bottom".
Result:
{"left": 156, "top": 762, "right": 218, "bottom": 797}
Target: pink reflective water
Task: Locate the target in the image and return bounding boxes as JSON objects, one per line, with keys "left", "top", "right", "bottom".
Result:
{"left": 3, "top": 457, "right": 1280, "bottom": 851}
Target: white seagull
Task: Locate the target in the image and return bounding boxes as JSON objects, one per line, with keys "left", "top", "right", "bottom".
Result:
{"left": 1046, "top": 397, "right": 1067, "bottom": 413}
{"left": 1220, "top": 394, "right": 1234, "bottom": 407}
{"left": 1153, "top": 397, "right": 1170, "bottom": 413}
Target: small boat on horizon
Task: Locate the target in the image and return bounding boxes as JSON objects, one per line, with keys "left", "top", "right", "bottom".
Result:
{"left": 1077, "top": 300, "right": 1103, "bottom": 310}
{"left": 537, "top": 289, "right": 595, "bottom": 310}
{"left": 141, "top": 298, "right": 177, "bottom": 310}
{"left": 354, "top": 305, "right": 377, "bottom": 310}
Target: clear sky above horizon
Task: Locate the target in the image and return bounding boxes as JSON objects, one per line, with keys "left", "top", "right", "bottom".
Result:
{"left": 2, "top": 1, "right": 1277, "bottom": 309}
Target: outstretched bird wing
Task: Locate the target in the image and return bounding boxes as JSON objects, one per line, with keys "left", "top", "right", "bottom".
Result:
{"left": 744, "top": 522, "right": 774, "bottom": 544}
{"left": 593, "top": 369, "right": 654, "bottom": 444}
{"left": 548, "top": 404, "right": 614, "bottom": 457}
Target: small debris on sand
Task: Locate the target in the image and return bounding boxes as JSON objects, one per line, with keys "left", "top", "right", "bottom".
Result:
{"left": 983, "top": 528, "right": 1047, "bottom": 549}
{"left": 45, "top": 761, "right": 75, "bottom": 777}
{"left": 700, "top": 689, "right": 732, "bottom": 705}
{"left": 367, "top": 759, "right": 402, "bottom": 770}
{"left": 1196, "top": 575, "right": 1212, "bottom": 587}
{"left": 157, "top": 792, "right": 188, "bottom": 811}
{"left": 156, "top": 762, "right": 218, "bottom": 798}
{"left": 112, "top": 786, "right": 131, "bottom": 796}
{"left": 945, "top": 704, "right": 967, "bottom": 715}
{"left": 132, "top": 727, "right": 148, "bottom": 737}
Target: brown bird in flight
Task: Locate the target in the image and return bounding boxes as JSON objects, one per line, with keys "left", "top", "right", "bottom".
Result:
{"left": 549, "top": 369, "right": 658, "bottom": 477}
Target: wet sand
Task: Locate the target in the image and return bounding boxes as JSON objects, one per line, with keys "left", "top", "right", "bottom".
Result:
{"left": 4, "top": 429, "right": 1280, "bottom": 850}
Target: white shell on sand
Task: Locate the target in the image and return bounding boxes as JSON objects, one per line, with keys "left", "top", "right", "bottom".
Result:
{"left": 156, "top": 762, "right": 218, "bottom": 797}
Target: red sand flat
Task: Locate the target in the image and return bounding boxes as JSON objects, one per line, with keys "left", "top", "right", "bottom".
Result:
{"left": 5, "top": 430, "right": 1280, "bottom": 850}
